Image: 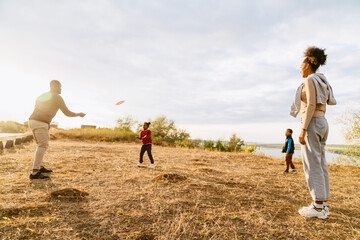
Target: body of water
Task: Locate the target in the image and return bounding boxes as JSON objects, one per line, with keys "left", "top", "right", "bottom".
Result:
{"left": 0, "top": 133, "right": 24, "bottom": 137}
{"left": 257, "top": 147, "right": 343, "bottom": 165}
{"left": 0, "top": 133, "right": 26, "bottom": 141}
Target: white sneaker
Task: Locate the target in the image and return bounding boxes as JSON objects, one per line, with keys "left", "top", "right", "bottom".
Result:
{"left": 324, "top": 206, "right": 330, "bottom": 216}
{"left": 137, "top": 163, "right": 143, "bottom": 167}
{"left": 301, "top": 204, "right": 330, "bottom": 216}
{"left": 149, "top": 164, "right": 155, "bottom": 169}
{"left": 298, "top": 204, "right": 327, "bottom": 219}
{"left": 301, "top": 203, "right": 314, "bottom": 211}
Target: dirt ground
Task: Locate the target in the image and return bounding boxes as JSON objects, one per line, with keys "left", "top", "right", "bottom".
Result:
{"left": 0, "top": 140, "right": 359, "bottom": 239}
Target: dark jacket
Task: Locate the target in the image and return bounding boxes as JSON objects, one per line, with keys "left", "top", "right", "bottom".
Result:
{"left": 282, "top": 135, "right": 295, "bottom": 154}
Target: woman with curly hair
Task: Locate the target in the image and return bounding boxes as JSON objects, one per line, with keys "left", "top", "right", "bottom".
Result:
{"left": 290, "top": 47, "right": 337, "bottom": 219}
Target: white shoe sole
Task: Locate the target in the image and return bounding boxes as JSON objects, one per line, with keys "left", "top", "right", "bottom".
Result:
{"left": 298, "top": 209, "right": 327, "bottom": 219}
{"left": 301, "top": 207, "right": 330, "bottom": 216}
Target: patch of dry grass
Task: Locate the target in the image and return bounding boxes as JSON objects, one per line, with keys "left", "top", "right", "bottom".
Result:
{"left": 0, "top": 140, "right": 359, "bottom": 239}
{"left": 52, "top": 128, "right": 137, "bottom": 142}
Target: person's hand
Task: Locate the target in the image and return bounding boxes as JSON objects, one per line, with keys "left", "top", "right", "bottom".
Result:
{"left": 299, "top": 129, "right": 306, "bottom": 145}
{"left": 78, "top": 112, "right": 86, "bottom": 118}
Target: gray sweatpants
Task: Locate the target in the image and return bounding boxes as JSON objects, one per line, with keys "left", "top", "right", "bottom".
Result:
{"left": 301, "top": 116, "right": 330, "bottom": 201}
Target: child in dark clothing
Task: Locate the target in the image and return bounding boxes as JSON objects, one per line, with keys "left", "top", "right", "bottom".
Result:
{"left": 282, "top": 129, "right": 297, "bottom": 173}
{"left": 138, "top": 122, "right": 155, "bottom": 168}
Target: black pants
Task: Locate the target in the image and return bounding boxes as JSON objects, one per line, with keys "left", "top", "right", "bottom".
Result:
{"left": 140, "top": 144, "right": 154, "bottom": 164}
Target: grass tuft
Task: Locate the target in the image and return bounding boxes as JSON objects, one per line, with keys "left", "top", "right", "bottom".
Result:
{"left": 154, "top": 173, "right": 187, "bottom": 183}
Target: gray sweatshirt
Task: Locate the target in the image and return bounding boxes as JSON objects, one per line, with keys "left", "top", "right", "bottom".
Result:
{"left": 290, "top": 73, "right": 337, "bottom": 119}
{"left": 29, "top": 91, "right": 76, "bottom": 124}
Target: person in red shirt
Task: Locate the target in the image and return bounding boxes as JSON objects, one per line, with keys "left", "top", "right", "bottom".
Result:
{"left": 138, "top": 122, "right": 155, "bottom": 168}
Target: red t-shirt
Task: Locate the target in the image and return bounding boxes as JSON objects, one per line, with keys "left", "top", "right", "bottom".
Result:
{"left": 140, "top": 130, "right": 152, "bottom": 145}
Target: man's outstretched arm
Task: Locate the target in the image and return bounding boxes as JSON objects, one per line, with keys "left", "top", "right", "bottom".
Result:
{"left": 58, "top": 96, "right": 86, "bottom": 118}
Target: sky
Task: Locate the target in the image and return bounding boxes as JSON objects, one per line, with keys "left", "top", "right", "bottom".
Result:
{"left": 0, "top": 0, "right": 359, "bottom": 144}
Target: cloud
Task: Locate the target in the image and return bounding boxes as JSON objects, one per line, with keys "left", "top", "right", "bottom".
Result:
{"left": 0, "top": 0, "right": 359, "bottom": 143}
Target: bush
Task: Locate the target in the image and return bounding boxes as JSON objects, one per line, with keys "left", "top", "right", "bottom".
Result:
{"left": 215, "top": 140, "right": 226, "bottom": 151}
{"left": 0, "top": 121, "right": 25, "bottom": 133}
{"left": 203, "top": 134, "right": 245, "bottom": 152}
{"left": 339, "top": 109, "right": 360, "bottom": 166}
{"left": 53, "top": 128, "right": 137, "bottom": 142}
{"left": 243, "top": 143, "right": 258, "bottom": 153}
{"left": 152, "top": 136, "right": 169, "bottom": 147}
{"left": 204, "top": 140, "right": 216, "bottom": 151}
{"left": 175, "top": 139, "right": 202, "bottom": 148}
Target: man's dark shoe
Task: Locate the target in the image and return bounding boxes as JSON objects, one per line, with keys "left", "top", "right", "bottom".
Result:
{"left": 40, "top": 166, "right": 53, "bottom": 173}
{"left": 283, "top": 169, "right": 289, "bottom": 174}
{"left": 30, "top": 172, "right": 50, "bottom": 180}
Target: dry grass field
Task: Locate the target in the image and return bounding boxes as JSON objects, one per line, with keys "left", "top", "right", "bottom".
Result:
{"left": 0, "top": 140, "right": 359, "bottom": 240}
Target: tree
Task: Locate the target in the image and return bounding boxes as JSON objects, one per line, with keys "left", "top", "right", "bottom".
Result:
{"left": 150, "top": 116, "right": 176, "bottom": 138}
{"left": 227, "top": 133, "right": 245, "bottom": 152}
{"left": 149, "top": 116, "right": 190, "bottom": 145}
{"left": 340, "top": 109, "right": 360, "bottom": 166}
{"left": 116, "top": 116, "right": 138, "bottom": 132}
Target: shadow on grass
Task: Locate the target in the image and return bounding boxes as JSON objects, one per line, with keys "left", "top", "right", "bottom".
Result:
{"left": 0, "top": 204, "right": 50, "bottom": 218}
{"left": 49, "top": 195, "right": 119, "bottom": 239}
